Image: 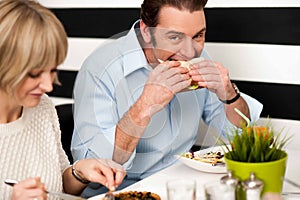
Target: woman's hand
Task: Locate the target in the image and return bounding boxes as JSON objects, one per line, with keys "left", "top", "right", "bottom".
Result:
{"left": 11, "top": 177, "right": 47, "bottom": 200}
{"left": 73, "top": 158, "right": 126, "bottom": 191}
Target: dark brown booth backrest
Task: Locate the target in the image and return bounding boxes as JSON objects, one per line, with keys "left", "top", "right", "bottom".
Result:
{"left": 55, "top": 103, "right": 74, "bottom": 164}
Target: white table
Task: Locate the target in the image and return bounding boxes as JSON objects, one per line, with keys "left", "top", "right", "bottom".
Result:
{"left": 90, "top": 149, "right": 300, "bottom": 200}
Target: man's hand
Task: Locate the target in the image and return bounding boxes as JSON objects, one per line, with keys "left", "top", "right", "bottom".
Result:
{"left": 188, "top": 60, "right": 250, "bottom": 127}
{"left": 113, "top": 60, "right": 191, "bottom": 164}
{"left": 188, "top": 60, "right": 236, "bottom": 100}
{"left": 141, "top": 60, "right": 191, "bottom": 116}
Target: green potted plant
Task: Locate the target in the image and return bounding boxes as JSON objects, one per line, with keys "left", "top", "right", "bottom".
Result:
{"left": 221, "top": 123, "right": 290, "bottom": 199}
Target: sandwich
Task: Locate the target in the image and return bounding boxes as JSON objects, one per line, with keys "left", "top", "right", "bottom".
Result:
{"left": 178, "top": 57, "right": 205, "bottom": 90}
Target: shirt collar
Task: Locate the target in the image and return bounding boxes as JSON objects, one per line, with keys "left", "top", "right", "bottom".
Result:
{"left": 121, "top": 20, "right": 151, "bottom": 77}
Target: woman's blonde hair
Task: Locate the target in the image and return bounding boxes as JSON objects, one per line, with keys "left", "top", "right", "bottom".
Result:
{"left": 0, "top": 0, "right": 68, "bottom": 92}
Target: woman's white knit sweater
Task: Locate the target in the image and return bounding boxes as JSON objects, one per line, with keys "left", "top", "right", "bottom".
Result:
{"left": 0, "top": 95, "right": 70, "bottom": 199}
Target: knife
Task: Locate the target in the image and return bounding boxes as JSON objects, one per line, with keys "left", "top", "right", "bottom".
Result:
{"left": 4, "top": 179, "right": 87, "bottom": 200}
{"left": 47, "top": 191, "right": 87, "bottom": 200}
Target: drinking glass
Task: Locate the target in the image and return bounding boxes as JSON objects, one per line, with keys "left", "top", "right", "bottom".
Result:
{"left": 166, "top": 179, "right": 196, "bottom": 200}
{"left": 204, "top": 181, "right": 236, "bottom": 200}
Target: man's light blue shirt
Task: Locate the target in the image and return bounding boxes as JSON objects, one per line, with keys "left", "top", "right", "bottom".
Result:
{"left": 71, "top": 21, "right": 263, "bottom": 182}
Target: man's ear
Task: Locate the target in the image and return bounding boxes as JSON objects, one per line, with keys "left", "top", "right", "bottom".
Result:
{"left": 140, "top": 20, "right": 152, "bottom": 44}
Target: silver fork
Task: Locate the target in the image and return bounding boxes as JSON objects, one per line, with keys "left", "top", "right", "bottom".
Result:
{"left": 103, "top": 190, "right": 115, "bottom": 200}
{"left": 4, "top": 179, "right": 87, "bottom": 200}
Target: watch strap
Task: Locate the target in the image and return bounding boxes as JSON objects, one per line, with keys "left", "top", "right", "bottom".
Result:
{"left": 72, "top": 160, "right": 90, "bottom": 184}
{"left": 219, "top": 83, "right": 240, "bottom": 104}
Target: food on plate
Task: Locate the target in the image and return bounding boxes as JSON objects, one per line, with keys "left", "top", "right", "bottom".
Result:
{"left": 178, "top": 57, "right": 205, "bottom": 90}
{"left": 182, "top": 150, "right": 225, "bottom": 166}
{"left": 103, "top": 191, "right": 161, "bottom": 200}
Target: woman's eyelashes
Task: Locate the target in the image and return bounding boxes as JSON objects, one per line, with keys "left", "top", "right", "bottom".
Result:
{"left": 27, "top": 68, "right": 58, "bottom": 79}
{"left": 27, "top": 72, "right": 42, "bottom": 78}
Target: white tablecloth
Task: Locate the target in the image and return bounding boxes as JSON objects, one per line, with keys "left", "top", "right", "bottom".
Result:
{"left": 90, "top": 149, "right": 300, "bottom": 200}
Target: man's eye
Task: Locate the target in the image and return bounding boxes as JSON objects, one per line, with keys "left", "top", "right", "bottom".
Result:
{"left": 193, "top": 33, "right": 205, "bottom": 42}
{"left": 169, "top": 35, "right": 179, "bottom": 40}
{"left": 168, "top": 34, "right": 183, "bottom": 42}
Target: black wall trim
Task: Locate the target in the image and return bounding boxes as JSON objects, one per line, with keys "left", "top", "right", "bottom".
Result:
{"left": 205, "top": 8, "right": 300, "bottom": 45}
{"left": 235, "top": 80, "right": 300, "bottom": 121}
{"left": 48, "top": 70, "right": 77, "bottom": 98}
{"left": 50, "top": 70, "right": 300, "bottom": 121}
{"left": 51, "top": 7, "right": 300, "bottom": 45}
{"left": 51, "top": 8, "right": 140, "bottom": 38}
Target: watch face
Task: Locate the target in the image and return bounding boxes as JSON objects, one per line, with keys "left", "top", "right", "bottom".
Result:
{"left": 232, "top": 83, "right": 240, "bottom": 94}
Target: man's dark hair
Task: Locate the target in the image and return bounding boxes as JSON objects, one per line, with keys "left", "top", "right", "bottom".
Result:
{"left": 141, "top": 0, "right": 208, "bottom": 27}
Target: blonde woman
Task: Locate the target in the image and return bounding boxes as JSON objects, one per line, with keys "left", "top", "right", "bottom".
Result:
{"left": 0, "top": 0, "right": 126, "bottom": 199}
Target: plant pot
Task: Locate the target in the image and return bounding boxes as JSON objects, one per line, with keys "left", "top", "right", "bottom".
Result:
{"left": 225, "top": 151, "right": 287, "bottom": 199}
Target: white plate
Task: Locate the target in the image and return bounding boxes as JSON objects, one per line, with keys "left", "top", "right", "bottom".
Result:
{"left": 88, "top": 189, "right": 165, "bottom": 200}
{"left": 177, "top": 146, "right": 229, "bottom": 174}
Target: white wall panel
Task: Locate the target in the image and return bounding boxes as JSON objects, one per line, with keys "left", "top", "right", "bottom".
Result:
{"left": 206, "top": 0, "right": 300, "bottom": 8}
{"left": 59, "top": 38, "right": 112, "bottom": 71}
{"left": 38, "top": 0, "right": 143, "bottom": 8}
{"left": 50, "top": 97, "right": 74, "bottom": 106}
{"left": 205, "top": 43, "right": 300, "bottom": 85}
{"left": 39, "top": 0, "right": 300, "bottom": 8}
